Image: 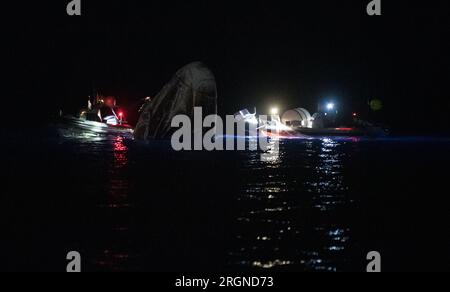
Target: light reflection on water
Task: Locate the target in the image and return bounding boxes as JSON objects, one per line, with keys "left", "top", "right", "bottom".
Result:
{"left": 68, "top": 133, "right": 358, "bottom": 271}
{"left": 93, "top": 135, "right": 133, "bottom": 271}
{"left": 56, "top": 131, "right": 364, "bottom": 271}
{"left": 230, "top": 138, "right": 355, "bottom": 271}
{"left": 6, "top": 123, "right": 450, "bottom": 272}
{"left": 38, "top": 128, "right": 450, "bottom": 271}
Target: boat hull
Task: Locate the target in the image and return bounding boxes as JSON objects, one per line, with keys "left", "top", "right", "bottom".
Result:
{"left": 262, "top": 126, "right": 388, "bottom": 139}
{"left": 56, "top": 116, "right": 134, "bottom": 137}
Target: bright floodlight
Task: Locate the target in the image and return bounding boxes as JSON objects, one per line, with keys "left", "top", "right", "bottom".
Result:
{"left": 271, "top": 107, "right": 279, "bottom": 115}
{"left": 326, "top": 103, "right": 335, "bottom": 111}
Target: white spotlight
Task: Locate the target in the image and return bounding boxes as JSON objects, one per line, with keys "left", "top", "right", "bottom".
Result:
{"left": 270, "top": 107, "right": 279, "bottom": 115}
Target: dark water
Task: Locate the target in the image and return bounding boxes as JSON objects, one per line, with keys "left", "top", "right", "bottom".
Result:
{"left": 2, "top": 127, "right": 450, "bottom": 272}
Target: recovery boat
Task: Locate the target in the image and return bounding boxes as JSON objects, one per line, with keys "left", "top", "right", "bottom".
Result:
{"left": 59, "top": 95, "right": 133, "bottom": 136}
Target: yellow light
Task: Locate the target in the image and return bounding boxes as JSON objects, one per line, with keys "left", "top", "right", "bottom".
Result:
{"left": 270, "top": 107, "right": 279, "bottom": 115}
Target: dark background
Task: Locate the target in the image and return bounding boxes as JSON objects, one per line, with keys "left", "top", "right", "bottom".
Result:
{"left": 4, "top": 0, "right": 450, "bottom": 133}
{"left": 2, "top": 1, "right": 450, "bottom": 273}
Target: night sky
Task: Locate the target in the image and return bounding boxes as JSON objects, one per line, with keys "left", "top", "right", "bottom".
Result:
{"left": 5, "top": 0, "right": 450, "bottom": 133}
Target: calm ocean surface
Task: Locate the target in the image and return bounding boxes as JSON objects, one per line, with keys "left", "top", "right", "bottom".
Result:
{"left": 2, "top": 126, "right": 450, "bottom": 272}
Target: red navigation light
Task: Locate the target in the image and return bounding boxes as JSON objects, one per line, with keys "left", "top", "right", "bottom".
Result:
{"left": 352, "top": 112, "right": 358, "bottom": 117}
{"left": 336, "top": 128, "right": 354, "bottom": 131}
{"left": 118, "top": 112, "right": 124, "bottom": 118}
